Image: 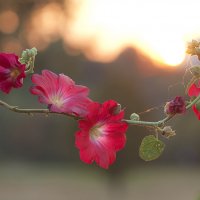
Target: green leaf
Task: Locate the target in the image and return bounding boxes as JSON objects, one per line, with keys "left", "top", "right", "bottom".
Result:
{"left": 139, "top": 135, "right": 165, "bottom": 161}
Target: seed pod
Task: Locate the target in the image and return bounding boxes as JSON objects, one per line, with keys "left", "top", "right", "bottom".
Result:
{"left": 161, "top": 126, "right": 176, "bottom": 139}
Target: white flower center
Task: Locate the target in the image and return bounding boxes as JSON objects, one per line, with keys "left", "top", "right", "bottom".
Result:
{"left": 90, "top": 125, "right": 103, "bottom": 141}
{"left": 50, "top": 95, "right": 64, "bottom": 108}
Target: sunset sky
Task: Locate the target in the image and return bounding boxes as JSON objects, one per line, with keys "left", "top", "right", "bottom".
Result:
{"left": 1, "top": 0, "right": 200, "bottom": 68}
{"left": 64, "top": 0, "right": 200, "bottom": 67}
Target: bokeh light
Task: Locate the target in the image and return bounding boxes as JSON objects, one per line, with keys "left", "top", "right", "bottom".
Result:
{"left": 0, "top": 0, "right": 199, "bottom": 168}
{"left": 19, "top": 0, "right": 200, "bottom": 68}
{"left": 24, "top": 2, "right": 65, "bottom": 50}
{"left": 0, "top": 10, "right": 19, "bottom": 34}
{"left": 1, "top": 2, "right": 200, "bottom": 200}
{"left": 0, "top": 37, "right": 22, "bottom": 54}
{"left": 63, "top": 0, "right": 200, "bottom": 67}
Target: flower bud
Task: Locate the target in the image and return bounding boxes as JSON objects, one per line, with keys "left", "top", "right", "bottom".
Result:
{"left": 19, "top": 47, "right": 37, "bottom": 65}
{"left": 186, "top": 40, "right": 199, "bottom": 55}
{"left": 164, "top": 96, "right": 186, "bottom": 115}
{"left": 130, "top": 113, "right": 140, "bottom": 121}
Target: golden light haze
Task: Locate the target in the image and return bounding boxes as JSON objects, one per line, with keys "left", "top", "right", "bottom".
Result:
{"left": 64, "top": 0, "right": 200, "bottom": 67}
{"left": 2, "top": 1, "right": 200, "bottom": 67}
{"left": 0, "top": 10, "right": 19, "bottom": 34}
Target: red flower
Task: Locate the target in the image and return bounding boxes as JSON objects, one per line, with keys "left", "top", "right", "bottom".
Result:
{"left": 75, "top": 100, "right": 128, "bottom": 169}
{"left": 0, "top": 53, "right": 26, "bottom": 93}
{"left": 164, "top": 96, "right": 186, "bottom": 115}
{"left": 30, "top": 70, "right": 92, "bottom": 117}
{"left": 188, "top": 82, "right": 200, "bottom": 120}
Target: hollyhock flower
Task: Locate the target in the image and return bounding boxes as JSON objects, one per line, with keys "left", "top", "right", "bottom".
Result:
{"left": 188, "top": 82, "right": 200, "bottom": 120}
{"left": 75, "top": 100, "right": 128, "bottom": 169}
{"left": 30, "top": 70, "right": 92, "bottom": 117}
{"left": 164, "top": 96, "right": 186, "bottom": 115}
{"left": 0, "top": 53, "right": 26, "bottom": 93}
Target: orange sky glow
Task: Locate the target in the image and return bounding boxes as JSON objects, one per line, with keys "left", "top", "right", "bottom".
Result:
{"left": 63, "top": 0, "right": 200, "bottom": 67}
{"left": 2, "top": 1, "right": 200, "bottom": 68}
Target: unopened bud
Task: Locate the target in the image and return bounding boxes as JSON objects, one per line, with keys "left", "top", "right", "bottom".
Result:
{"left": 130, "top": 113, "right": 140, "bottom": 121}
{"left": 186, "top": 40, "right": 200, "bottom": 55}
{"left": 19, "top": 47, "right": 37, "bottom": 65}
{"left": 164, "top": 96, "right": 186, "bottom": 115}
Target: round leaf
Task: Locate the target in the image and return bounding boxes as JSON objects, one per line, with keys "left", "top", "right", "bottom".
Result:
{"left": 139, "top": 135, "right": 165, "bottom": 161}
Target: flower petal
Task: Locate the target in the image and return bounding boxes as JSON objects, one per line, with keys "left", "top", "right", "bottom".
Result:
{"left": 188, "top": 83, "right": 200, "bottom": 97}
{"left": 0, "top": 53, "right": 26, "bottom": 93}
{"left": 75, "top": 100, "right": 128, "bottom": 169}
{"left": 30, "top": 70, "right": 92, "bottom": 117}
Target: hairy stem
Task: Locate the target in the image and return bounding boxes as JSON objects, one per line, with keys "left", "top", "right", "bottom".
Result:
{"left": 124, "top": 115, "right": 173, "bottom": 127}
{"left": 25, "top": 56, "right": 35, "bottom": 75}
{"left": 124, "top": 94, "right": 200, "bottom": 127}
{"left": 0, "top": 94, "right": 200, "bottom": 125}
{"left": 0, "top": 100, "right": 79, "bottom": 120}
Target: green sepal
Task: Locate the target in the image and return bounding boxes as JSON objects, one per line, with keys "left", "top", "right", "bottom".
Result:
{"left": 139, "top": 135, "right": 165, "bottom": 161}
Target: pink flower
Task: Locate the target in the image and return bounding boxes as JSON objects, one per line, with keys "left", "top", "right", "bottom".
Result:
{"left": 0, "top": 53, "right": 26, "bottom": 93}
{"left": 164, "top": 96, "right": 186, "bottom": 115}
{"left": 30, "top": 70, "right": 92, "bottom": 117}
{"left": 188, "top": 82, "right": 200, "bottom": 120}
{"left": 75, "top": 100, "right": 128, "bottom": 169}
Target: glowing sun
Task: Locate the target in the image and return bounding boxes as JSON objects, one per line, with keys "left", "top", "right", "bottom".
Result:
{"left": 63, "top": 0, "right": 200, "bottom": 67}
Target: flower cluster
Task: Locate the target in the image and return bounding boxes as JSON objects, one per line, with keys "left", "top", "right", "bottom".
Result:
{"left": 30, "top": 70, "right": 128, "bottom": 169}
{"left": 0, "top": 52, "right": 128, "bottom": 169}
{"left": 1, "top": 48, "right": 200, "bottom": 169}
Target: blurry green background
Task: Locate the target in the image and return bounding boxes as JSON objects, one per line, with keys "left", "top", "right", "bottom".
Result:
{"left": 0, "top": 0, "right": 200, "bottom": 200}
